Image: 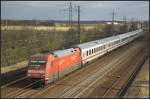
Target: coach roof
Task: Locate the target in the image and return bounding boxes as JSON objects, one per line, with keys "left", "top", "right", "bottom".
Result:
{"left": 77, "top": 29, "right": 142, "bottom": 50}
{"left": 77, "top": 36, "right": 118, "bottom": 50}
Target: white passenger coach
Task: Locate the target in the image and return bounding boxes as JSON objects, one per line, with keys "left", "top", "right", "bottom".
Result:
{"left": 77, "top": 29, "right": 143, "bottom": 64}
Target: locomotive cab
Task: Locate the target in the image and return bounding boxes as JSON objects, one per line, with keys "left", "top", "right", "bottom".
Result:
{"left": 27, "top": 54, "right": 48, "bottom": 87}
{"left": 27, "top": 60, "right": 46, "bottom": 78}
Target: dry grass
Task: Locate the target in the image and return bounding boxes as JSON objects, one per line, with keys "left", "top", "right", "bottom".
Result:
{"left": 1, "top": 25, "right": 100, "bottom": 32}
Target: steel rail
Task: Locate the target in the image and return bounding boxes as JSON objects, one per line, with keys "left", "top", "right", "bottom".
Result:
{"left": 116, "top": 55, "right": 148, "bottom": 97}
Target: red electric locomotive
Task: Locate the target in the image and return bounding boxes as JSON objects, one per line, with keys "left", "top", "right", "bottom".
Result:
{"left": 27, "top": 29, "right": 143, "bottom": 87}
{"left": 27, "top": 48, "right": 81, "bottom": 86}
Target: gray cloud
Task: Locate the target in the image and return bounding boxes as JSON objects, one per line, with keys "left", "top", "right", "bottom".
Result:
{"left": 1, "top": 1, "right": 149, "bottom": 21}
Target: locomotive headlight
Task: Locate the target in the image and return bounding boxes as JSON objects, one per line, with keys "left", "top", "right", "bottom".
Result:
{"left": 28, "top": 70, "right": 34, "bottom": 73}
{"left": 38, "top": 70, "right": 45, "bottom": 73}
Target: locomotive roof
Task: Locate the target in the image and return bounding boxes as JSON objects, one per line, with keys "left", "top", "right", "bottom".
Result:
{"left": 53, "top": 48, "right": 76, "bottom": 57}
{"left": 77, "top": 29, "right": 142, "bottom": 50}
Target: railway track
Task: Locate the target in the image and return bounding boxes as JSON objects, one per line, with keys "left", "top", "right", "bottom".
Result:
{"left": 1, "top": 78, "right": 45, "bottom": 98}
{"left": 1, "top": 39, "right": 147, "bottom": 98}
{"left": 1, "top": 68, "right": 27, "bottom": 86}
{"left": 28, "top": 40, "right": 147, "bottom": 98}
{"left": 123, "top": 58, "right": 149, "bottom": 97}
{"left": 102, "top": 49, "right": 148, "bottom": 98}
{"left": 16, "top": 42, "right": 123, "bottom": 98}
{"left": 1, "top": 76, "right": 27, "bottom": 89}
{"left": 1, "top": 35, "right": 125, "bottom": 98}
{"left": 64, "top": 42, "right": 147, "bottom": 98}
{"left": 59, "top": 45, "right": 138, "bottom": 98}
{"left": 116, "top": 55, "right": 148, "bottom": 97}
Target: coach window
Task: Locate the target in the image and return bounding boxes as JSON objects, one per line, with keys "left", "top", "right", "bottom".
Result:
{"left": 89, "top": 50, "right": 91, "bottom": 55}
{"left": 86, "top": 51, "right": 88, "bottom": 56}
{"left": 90, "top": 49, "right": 91, "bottom": 54}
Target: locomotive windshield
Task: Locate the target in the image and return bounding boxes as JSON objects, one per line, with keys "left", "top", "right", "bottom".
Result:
{"left": 30, "top": 60, "right": 46, "bottom": 66}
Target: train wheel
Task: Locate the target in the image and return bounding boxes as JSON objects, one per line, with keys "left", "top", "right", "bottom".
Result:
{"left": 32, "top": 80, "right": 38, "bottom": 89}
{"left": 38, "top": 80, "right": 45, "bottom": 88}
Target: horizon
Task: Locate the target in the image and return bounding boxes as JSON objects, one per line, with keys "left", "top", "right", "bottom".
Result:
{"left": 1, "top": 19, "right": 149, "bottom": 22}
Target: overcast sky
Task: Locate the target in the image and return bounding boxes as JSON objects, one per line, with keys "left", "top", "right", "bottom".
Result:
{"left": 1, "top": 1, "right": 149, "bottom": 21}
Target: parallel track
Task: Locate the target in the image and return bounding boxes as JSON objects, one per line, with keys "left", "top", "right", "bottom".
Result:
{"left": 28, "top": 39, "right": 147, "bottom": 98}
{"left": 1, "top": 38, "right": 147, "bottom": 98}
{"left": 102, "top": 49, "right": 148, "bottom": 98}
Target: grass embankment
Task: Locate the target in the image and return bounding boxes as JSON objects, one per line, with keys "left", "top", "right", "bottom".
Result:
{"left": 1, "top": 24, "right": 133, "bottom": 67}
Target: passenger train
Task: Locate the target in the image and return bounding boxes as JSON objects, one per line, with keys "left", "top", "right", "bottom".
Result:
{"left": 27, "top": 29, "right": 143, "bottom": 86}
